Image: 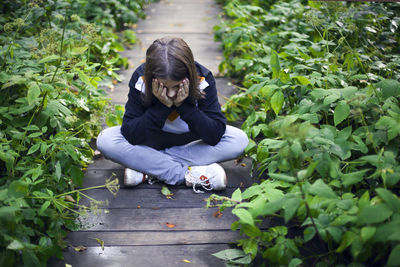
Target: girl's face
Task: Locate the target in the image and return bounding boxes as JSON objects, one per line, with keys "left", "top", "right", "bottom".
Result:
{"left": 157, "top": 78, "right": 184, "bottom": 100}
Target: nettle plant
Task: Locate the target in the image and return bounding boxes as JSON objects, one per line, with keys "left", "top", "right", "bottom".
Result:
{"left": 210, "top": 0, "right": 400, "bottom": 266}
{"left": 0, "top": 0, "right": 150, "bottom": 265}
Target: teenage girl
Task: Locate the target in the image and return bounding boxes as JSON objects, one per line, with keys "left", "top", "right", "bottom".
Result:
{"left": 96, "top": 37, "right": 248, "bottom": 193}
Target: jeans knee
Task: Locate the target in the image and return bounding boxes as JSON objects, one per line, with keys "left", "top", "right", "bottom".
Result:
{"left": 237, "top": 129, "right": 249, "bottom": 151}
{"left": 96, "top": 127, "right": 119, "bottom": 156}
{"left": 96, "top": 129, "right": 107, "bottom": 154}
{"left": 226, "top": 126, "right": 249, "bottom": 157}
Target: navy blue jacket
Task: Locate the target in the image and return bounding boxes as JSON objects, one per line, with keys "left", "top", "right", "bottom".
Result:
{"left": 121, "top": 62, "right": 227, "bottom": 150}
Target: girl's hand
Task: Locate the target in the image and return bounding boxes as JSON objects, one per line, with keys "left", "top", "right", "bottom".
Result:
{"left": 174, "top": 78, "right": 189, "bottom": 107}
{"left": 152, "top": 78, "right": 173, "bottom": 107}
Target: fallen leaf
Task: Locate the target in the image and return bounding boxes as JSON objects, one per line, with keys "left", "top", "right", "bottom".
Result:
{"left": 112, "top": 79, "right": 118, "bottom": 85}
{"left": 65, "top": 195, "right": 76, "bottom": 203}
{"left": 73, "top": 245, "right": 86, "bottom": 252}
{"left": 165, "top": 222, "right": 176, "bottom": 228}
{"left": 104, "top": 209, "right": 110, "bottom": 214}
{"left": 213, "top": 210, "right": 223, "bottom": 218}
{"left": 241, "top": 163, "right": 247, "bottom": 167}
{"left": 161, "top": 185, "right": 174, "bottom": 199}
{"left": 183, "top": 259, "right": 191, "bottom": 263}
{"left": 66, "top": 264, "right": 72, "bottom": 267}
{"left": 90, "top": 238, "right": 104, "bottom": 251}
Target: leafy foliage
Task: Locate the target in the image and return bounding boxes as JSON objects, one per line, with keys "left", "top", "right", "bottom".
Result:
{"left": 0, "top": 0, "right": 149, "bottom": 265}
{"left": 211, "top": 0, "right": 400, "bottom": 266}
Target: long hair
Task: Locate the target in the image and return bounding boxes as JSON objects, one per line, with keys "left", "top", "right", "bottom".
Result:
{"left": 143, "top": 37, "right": 202, "bottom": 106}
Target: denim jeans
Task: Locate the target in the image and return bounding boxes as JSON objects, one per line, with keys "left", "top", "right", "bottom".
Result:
{"left": 96, "top": 125, "right": 249, "bottom": 185}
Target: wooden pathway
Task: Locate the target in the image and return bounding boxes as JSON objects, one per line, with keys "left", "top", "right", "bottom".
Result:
{"left": 50, "top": 0, "right": 256, "bottom": 266}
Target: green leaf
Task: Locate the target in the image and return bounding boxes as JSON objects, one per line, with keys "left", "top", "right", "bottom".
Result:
{"left": 341, "top": 170, "right": 369, "bottom": 186}
{"left": 289, "top": 258, "right": 302, "bottom": 267}
{"left": 70, "top": 166, "right": 84, "bottom": 187}
{"left": 231, "top": 188, "right": 242, "bottom": 202}
{"left": 270, "top": 50, "right": 280, "bottom": 79}
{"left": 336, "top": 231, "right": 356, "bottom": 252}
{"left": 309, "top": 179, "right": 337, "bottom": 198}
{"left": 375, "top": 188, "right": 400, "bottom": 212}
{"left": 304, "top": 226, "right": 316, "bottom": 242}
{"left": 55, "top": 161, "right": 61, "bottom": 181}
{"left": 212, "top": 249, "right": 251, "bottom": 264}
{"left": 270, "top": 91, "right": 284, "bottom": 115}
{"left": 77, "top": 70, "right": 91, "bottom": 86}
{"left": 7, "top": 240, "right": 24, "bottom": 250}
{"left": 8, "top": 180, "right": 29, "bottom": 198}
{"left": 27, "top": 143, "right": 40, "bottom": 155}
{"left": 39, "top": 55, "right": 60, "bottom": 64}
{"left": 388, "top": 228, "right": 400, "bottom": 241}
{"left": 27, "top": 82, "right": 41, "bottom": 105}
{"left": 269, "top": 173, "right": 296, "bottom": 182}
{"left": 39, "top": 201, "right": 51, "bottom": 216}
{"left": 161, "top": 185, "right": 173, "bottom": 199}
{"left": 361, "top": 226, "right": 376, "bottom": 242}
{"left": 327, "top": 226, "right": 342, "bottom": 243}
{"left": 358, "top": 204, "right": 393, "bottom": 224}
{"left": 388, "top": 244, "right": 400, "bottom": 266}
{"left": 71, "top": 46, "right": 88, "bottom": 55}
{"left": 232, "top": 208, "right": 254, "bottom": 226}
{"left": 334, "top": 101, "right": 350, "bottom": 126}
{"left": 283, "top": 198, "right": 301, "bottom": 223}
{"left": 27, "top": 132, "right": 42, "bottom": 138}
{"left": 292, "top": 76, "right": 311, "bottom": 85}
{"left": 375, "top": 79, "right": 400, "bottom": 99}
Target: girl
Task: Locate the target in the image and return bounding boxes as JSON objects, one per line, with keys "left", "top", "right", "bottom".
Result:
{"left": 96, "top": 37, "right": 248, "bottom": 193}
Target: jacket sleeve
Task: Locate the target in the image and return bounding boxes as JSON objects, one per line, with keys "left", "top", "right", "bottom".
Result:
{"left": 175, "top": 72, "right": 227, "bottom": 145}
{"left": 120, "top": 73, "right": 172, "bottom": 145}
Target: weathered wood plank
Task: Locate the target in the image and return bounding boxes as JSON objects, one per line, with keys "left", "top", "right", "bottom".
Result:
{"left": 78, "top": 208, "right": 269, "bottom": 231}
{"left": 79, "top": 188, "right": 235, "bottom": 208}
{"left": 83, "top": 157, "right": 257, "bottom": 188}
{"left": 67, "top": 230, "right": 241, "bottom": 246}
{"left": 80, "top": 208, "right": 236, "bottom": 231}
{"left": 49, "top": 244, "right": 229, "bottom": 267}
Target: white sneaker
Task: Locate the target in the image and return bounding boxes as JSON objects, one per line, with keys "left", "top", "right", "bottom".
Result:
{"left": 184, "top": 163, "right": 227, "bottom": 193}
{"left": 124, "top": 168, "right": 147, "bottom": 186}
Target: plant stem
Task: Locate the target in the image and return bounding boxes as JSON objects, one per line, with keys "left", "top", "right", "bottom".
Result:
{"left": 296, "top": 178, "right": 327, "bottom": 251}
{"left": 51, "top": 15, "right": 67, "bottom": 85}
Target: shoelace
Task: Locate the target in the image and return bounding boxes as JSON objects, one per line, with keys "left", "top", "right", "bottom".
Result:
{"left": 147, "top": 176, "right": 158, "bottom": 185}
{"left": 185, "top": 171, "right": 214, "bottom": 194}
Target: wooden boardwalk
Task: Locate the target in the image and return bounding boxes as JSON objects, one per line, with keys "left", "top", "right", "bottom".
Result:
{"left": 50, "top": 0, "right": 256, "bottom": 266}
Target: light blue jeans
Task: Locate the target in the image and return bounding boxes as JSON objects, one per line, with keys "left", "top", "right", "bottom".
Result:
{"left": 96, "top": 125, "right": 249, "bottom": 185}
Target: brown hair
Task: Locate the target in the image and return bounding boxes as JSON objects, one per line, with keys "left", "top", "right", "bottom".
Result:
{"left": 143, "top": 36, "right": 203, "bottom": 105}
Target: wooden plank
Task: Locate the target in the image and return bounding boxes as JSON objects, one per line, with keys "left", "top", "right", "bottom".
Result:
{"left": 49, "top": 244, "right": 229, "bottom": 267}
{"left": 79, "top": 188, "right": 236, "bottom": 208}
{"left": 78, "top": 208, "right": 245, "bottom": 231}
{"left": 67, "top": 230, "right": 241, "bottom": 246}
{"left": 83, "top": 158, "right": 256, "bottom": 188}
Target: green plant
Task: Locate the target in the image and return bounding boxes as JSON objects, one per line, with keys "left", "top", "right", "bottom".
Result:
{"left": 0, "top": 0, "right": 148, "bottom": 265}
{"left": 211, "top": 0, "right": 400, "bottom": 266}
